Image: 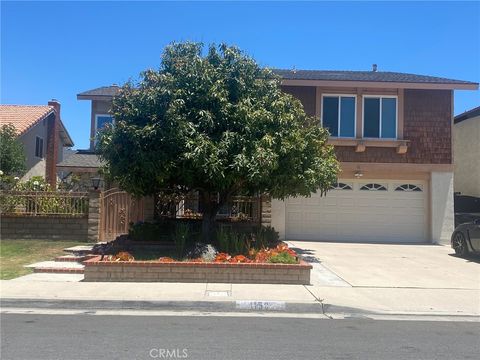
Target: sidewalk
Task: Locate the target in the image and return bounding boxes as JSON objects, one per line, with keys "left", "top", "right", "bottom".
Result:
{"left": 1, "top": 278, "right": 479, "bottom": 319}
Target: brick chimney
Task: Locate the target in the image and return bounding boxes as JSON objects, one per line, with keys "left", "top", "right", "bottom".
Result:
{"left": 46, "top": 99, "right": 60, "bottom": 188}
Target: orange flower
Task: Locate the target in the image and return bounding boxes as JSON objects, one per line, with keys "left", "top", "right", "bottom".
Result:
{"left": 214, "top": 253, "right": 232, "bottom": 263}
{"left": 158, "top": 257, "right": 175, "bottom": 263}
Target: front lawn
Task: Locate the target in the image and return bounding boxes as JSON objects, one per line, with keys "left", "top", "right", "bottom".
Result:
{"left": 0, "top": 240, "right": 89, "bottom": 280}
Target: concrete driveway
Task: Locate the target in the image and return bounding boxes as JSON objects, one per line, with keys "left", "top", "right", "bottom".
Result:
{"left": 289, "top": 241, "right": 480, "bottom": 290}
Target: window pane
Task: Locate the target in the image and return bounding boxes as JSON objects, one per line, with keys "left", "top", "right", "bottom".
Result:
{"left": 340, "top": 97, "right": 355, "bottom": 137}
{"left": 96, "top": 116, "right": 113, "bottom": 131}
{"left": 364, "top": 98, "right": 380, "bottom": 138}
{"left": 322, "top": 97, "right": 339, "bottom": 137}
{"left": 381, "top": 98, "right": 397, "bottom": 138}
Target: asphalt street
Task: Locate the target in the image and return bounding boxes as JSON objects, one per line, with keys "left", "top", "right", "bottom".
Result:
{"left": 2, "top": 313, "right": 479, "bottom": 360}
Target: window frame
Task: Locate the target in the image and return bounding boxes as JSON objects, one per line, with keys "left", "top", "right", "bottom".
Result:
{"left": 362, "top": 95, "right": 398, "bottom": 139}
{"left": 35, "top": 136, "right": 44, "bottom": 159}
{"left": 321, "top": 94, "right": 357, "bottom": 139}
{"left": 359, "top": 183, "right": 388, "bottom": 191}
{"left": 94, "top": 114, "right": 114, "bottom": 133}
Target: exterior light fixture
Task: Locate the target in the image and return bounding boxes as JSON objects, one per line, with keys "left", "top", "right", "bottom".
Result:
{"left": 91, "top": 177, "right": 101, "bottom": 190}
{"left": 354, "top": 170, "right": 363, "bottom": 178}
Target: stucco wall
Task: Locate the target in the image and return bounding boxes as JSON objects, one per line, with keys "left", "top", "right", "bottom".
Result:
{"left": 90, "top": 100, "right": 112, "bottom": 150}
{"left": 453, "top": 116, "right": 480, "bottom": 197}
{"left": 18, "top": 116, "right": 49, "bottom": 179}
{"left": 430, "top": 171, "right": 455, "bottom": 245}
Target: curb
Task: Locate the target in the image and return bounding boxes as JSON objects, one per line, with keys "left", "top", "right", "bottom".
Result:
{"left": 1, "top": 298, "right": 478, "bottom": 320}
{"left": 0, "top": 298, "right": 324, "bottom": 314}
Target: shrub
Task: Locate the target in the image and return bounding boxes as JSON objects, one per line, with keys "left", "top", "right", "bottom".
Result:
{"left": 174, "top": 222, "right": 190, "bottom": 257}
{"left": 216, "top": 227, "right": 230, "bottom": 253}
{"left": 253, "top": 226, "right": 279, "bottom": 249}
{"left": 268, "top": 252, "right": 297, "bottom": 264}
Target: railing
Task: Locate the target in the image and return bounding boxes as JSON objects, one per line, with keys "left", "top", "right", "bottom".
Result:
{"left": 155, "top": 191, "right": 261, "bottom": 223}
{"left": 0, "top": 191, "right": 89, "bottom": 217}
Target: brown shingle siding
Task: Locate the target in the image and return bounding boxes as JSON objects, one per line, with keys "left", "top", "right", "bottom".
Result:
{"left": 281, "top": 85, "right": 316, "bottom": 117}
{"left": 334, "top": 89, "right": 452, "bottom": 164}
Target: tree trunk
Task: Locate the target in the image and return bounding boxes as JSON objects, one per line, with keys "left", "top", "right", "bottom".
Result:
{"left": 200, "top": 190, "right": 230, "bottom": 242}
{"left": 201, "top": 210, "right": 216, "bottom": 242}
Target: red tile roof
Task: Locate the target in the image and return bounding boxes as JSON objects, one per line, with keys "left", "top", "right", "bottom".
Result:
{"left": 0, "top": 105, "right": 54, "bottom": 135}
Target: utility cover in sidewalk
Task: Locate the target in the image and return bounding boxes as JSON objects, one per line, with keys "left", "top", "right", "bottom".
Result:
{"left": 205, "top": 291, "right": 231, "bottom": 297}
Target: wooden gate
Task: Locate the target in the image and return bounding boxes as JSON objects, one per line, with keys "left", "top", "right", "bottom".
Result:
{"left": 99, "top": 188, "right": 144, "bottom": 241}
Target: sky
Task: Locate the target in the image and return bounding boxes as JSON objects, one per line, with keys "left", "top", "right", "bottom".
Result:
{"left": 1, "top": 1, "right": 479, "bottom": 149}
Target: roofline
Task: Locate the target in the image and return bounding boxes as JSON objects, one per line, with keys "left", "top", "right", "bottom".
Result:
{"left": 77, "top": 94, "right": 115, "bottom": 101}
{"left": 454, "top": 106, "right": 480, "bottom": 124}
{"left": 56, "top": 166, "right": 100, "bottom": 172}
{"left": 59, "top": 119, "right": 74, "bottom": 147}
{"left": 13, "top": 107, "right": 54, "bottom": 137}
{"left": 280, "top": 79, "right": 479, "bottom": 90}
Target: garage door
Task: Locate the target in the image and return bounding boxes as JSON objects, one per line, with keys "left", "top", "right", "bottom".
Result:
{"left": 285, "top": 180, "right": 428, "bottom": 243}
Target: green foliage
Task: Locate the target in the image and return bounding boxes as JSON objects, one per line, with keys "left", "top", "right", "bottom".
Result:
{"left": 129, "top": 222, "right": 166, "bottom": 242}
{"left": 253, "top": 226, "right": 279, "bottom": 249}
{"left": 216, "top": 226, "right": 231, "bottom": 253}
{"left": 0, "top": 124, "right": 26, "bottom": 176}
{"left": 129, "top": 220, "right": 201, "bottom": 243}
{"left": 215, "top": 225, "right": 278, "bottom": 255}
{"left": 97, "top": 41, "right": 338, "bottom": 202}
{"left": 268, "top": 252, "right": 297, "bottom": 264}
{"left": 174, "top": 222, "right": 190, "bottom": 257}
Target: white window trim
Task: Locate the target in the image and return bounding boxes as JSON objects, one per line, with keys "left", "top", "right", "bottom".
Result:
{"left": 94, "top": 114, "right": 114, "bottom": 132}
{"left": 35, "top": 136, "right": 44, "bottom": 159}
{"left": 94, "top": 114, "right": 114, "bottom": 146}
{"left": 321, "top": 94, "right": 357, "bottom": 139}
{"left": 362, "top": 95, "right": 398, "bottom": 139}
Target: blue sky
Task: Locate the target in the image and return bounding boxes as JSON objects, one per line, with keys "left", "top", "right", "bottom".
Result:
{"left": 2, "top": 1, "right": 479, "bottom": 149}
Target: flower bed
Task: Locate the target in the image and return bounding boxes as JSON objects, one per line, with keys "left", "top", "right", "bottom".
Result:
{"left": 83, "top": 244, "right": 311, "bottom": 284}
{"left": 83, "top": 256, "right": 311, "bottom": 284}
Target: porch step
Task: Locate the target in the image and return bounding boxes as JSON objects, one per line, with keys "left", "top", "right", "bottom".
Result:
{"left": 63, "top": 245, "right": 96, "bottom": 255}
{"left": 33, "top": 267, "right": 84, "bottom": 274}
{"left": 25, "top": 261, "right": 85, "bottom": 274}
{"left": 55, "top": 254, "right": 97, "bottom": 262}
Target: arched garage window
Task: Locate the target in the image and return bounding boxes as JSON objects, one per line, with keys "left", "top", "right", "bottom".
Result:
{"left": 395, "top": 184, "right": 422, "bottom": 192}
{"left": 360, "top": 183, "right": 387, "bottom": 191}
{"left": 330, "top": 182, "right": 353, "bottom": 190}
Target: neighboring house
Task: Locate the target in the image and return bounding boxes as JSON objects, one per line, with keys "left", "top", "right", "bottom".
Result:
{"left": 0, "top": 100, "right": 74, "bottom": 187}
{"left": 72, "top": 68, "right": 478, "bottom": 244}
{"left": 453, "top": 106, "right": 480, "bottom": 198}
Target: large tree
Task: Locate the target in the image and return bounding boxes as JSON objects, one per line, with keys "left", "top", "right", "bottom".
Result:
{"left": 0, "top": 123, "right": 26, "bottom": 176}
{"left": 98, "top": 42, "right": 338, "bottom": 238}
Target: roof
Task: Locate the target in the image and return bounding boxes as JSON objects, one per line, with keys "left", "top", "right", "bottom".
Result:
{"left": 0, "top": 104, "right": 74, "bottom": 147}
{"left": 272, "top": 69, "right": 478, "bottom": 86}
{"left": 77, "top": 70, "right": 478, "bottom": 99}
{"left": 0, "top": 105, "right": 54, "bottom": 135}
{"left": 56, "top": 150, "right": 104, "bottom": 170}
{"left": 77, "top": 85, "right": 120, "bottom": 100}
{"left": 454, "top": 106, "right": 480, "bottom": 124}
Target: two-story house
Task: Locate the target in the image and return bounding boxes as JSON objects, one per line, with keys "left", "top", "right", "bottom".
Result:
{"left": 0, "top": 100, "right": 74, "bottom": 187}
{"left": 68, "top": 68, "right": 478, "bottom": 244}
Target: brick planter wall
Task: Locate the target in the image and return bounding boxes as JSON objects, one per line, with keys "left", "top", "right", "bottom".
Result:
{"left": 84, "top": 257, "right": 311, "bottom": 284}
{"left": 1, "top": 215, "right": 88, "bottom": 241}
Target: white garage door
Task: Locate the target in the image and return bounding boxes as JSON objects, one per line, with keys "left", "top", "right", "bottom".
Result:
{"left": 285, "top": 180, "right": 428, "bottom": 243}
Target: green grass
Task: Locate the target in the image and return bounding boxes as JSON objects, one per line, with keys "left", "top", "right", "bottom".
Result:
{"left": 0, "top": 240, "right": 89, "bottom": 280}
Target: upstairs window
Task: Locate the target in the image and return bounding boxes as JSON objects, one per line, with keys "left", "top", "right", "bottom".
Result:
{"left": 95, "top": 114, "right": 114, "bottom": 132}
{"left": 363, "top": 96, "right": 397, "bottom": 139}
{"left": 322, "top": 95, "right": 356, "bottom": 138}
{"left": 35, "top": 136, "right": 44, "bottom": 158}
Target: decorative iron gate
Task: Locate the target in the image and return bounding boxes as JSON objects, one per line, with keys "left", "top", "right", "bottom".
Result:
{"left": 99, "top": 188, "right": 144, "bottom": 241}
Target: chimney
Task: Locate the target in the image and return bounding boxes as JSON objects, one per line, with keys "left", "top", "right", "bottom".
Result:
{"left": 372, "top": 64, "right": 378, "bottom": 72}
{"left": 46, "top": 99, "right": 60, "bottom": 188}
